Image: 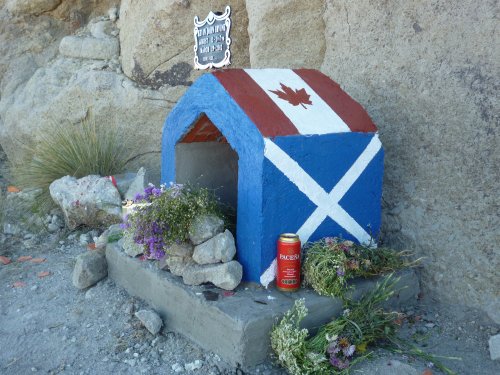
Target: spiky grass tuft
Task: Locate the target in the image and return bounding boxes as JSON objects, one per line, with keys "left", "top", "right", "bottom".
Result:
{"left": 14, "top": 115, "right": 129, "bottom": 213}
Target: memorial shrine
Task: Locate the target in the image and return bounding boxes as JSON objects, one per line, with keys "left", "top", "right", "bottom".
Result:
{"left": 162, "top": 68, "right": 384, "bottom": 284}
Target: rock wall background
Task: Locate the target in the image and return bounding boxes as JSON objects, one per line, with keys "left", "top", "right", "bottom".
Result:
{"left": 0, "top": 0, "right": 498, "bottom": 320}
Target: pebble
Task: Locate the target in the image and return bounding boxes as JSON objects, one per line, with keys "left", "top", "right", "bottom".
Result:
{"left": 59, "top": 241, "right": 64, "bottom": 245}
{"left": 171, "top": 363, "right": 183, "bottom": 373}
{"left": 133, "top": 352, "right": 139, "bottom": 358}
{"left": 31, "top": 285, "right": 38, "bottom": 291}
{"left": 124, "top": 359, "right": 136, "bottom": 367}
{"left": 185, "top": 360, "right": 203, "bottom": 371}
{"left": 425, "top": 323, "right": 436, "bottom": 328}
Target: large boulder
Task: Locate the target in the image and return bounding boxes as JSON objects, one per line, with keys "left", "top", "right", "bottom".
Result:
{"left": 5, "top": 0, "right": 62, "bottom": 16}
{"left": 245, "top": 0, "right": 325, "bottom": 68}
{"left": 49, "top": 175, "right": 122, "bottom": 229}
{"left": 118, "top": 0, "right": 250, "bottom": 88}
{"left": 72, "top": 250, "right": 108, "bottom": 289}
{"left": 0, "top": 11, "right": 184, "bottom": 185}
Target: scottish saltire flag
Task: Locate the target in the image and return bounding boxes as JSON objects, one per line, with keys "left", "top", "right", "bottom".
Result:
{"left": 162, "top": 69, "right": 383, "bottom": 284}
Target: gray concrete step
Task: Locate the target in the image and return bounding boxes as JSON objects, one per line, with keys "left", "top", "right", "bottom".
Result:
{"left": 106, "top": 242, "right": 420, "bottom": 368}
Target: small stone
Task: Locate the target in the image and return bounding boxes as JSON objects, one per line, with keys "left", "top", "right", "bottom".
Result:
{"left": 120, "top": 233, "right": 143, "bottom": 258}
{"left": 124, "top": 302, "right": 135, "bottom": 315}
{"left": 171, "top": 363, "right": 183, "bottom": 373}
{"left": 47, "top": 223, "right": 60, "bottom": 233}
{"left": 184, "top": 360, "right": 203, "bottom": 371}
{"left": 192, "top": 230, "right": 236, "bottom": 264}
{"left": 165, "top": 256, "right": 194, "bottom": 276}
{"left": 167, "top": 242, "right": 194, "bottom": 257}
{"left": 133, "top": 353, "right": 139, "bottom": 358}
{"left": 72, "top": 250, "right": 108, "bottom": 289}
{"left": 124, "top": 359, "right": 136, "bottom": 367}
{"left": 31, "top": 285, "right": 38, "bottom": 291}
{"left": 108, "top": 7, "right": 118, "bottom": 22}
{"left": 3, "top": 223, "right": 20, "bottom": 235}
{"left": 425, "top": 323, "right": 435, "bottom": 328}
{"left": 135, "top": 310, "right": 163, "bottom": 335}
{"left": 188, "top": 215, "right": 224, "bottom": 245}
{"left": 181, "top": 261, "right": 243, "bottom": 290}
{"left": 489, "top": 334, "right": 500, "bottom": 361}
{"left": 124, "top": 168, "right": 146, "bottom": 201}
{"left": 79, "top": 233, "right": 91, "bottom": 245}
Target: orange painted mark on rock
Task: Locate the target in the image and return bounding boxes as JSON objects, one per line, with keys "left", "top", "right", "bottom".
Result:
{"left": 37, "top": 271, "right": 51, "bottom": 278}
{"left": 12, "top": 281, "right": 26, "bottom": 288}
{"left": 422, "top": 369, "right": 433, "bottom": 375}
{"left": 31, "top": 258, "right": 47, "bottom": 264}
{"left": 87, "top": 243, "right": 96, "bottom": 250}
{"left": 17, "top": 256, "right": 33, "bottom": 262}
{"left": 7, "top": 185, "right": 21, "bottom": 193}
{"left": 0, "top": 256, "right": 11, "bottom": 265}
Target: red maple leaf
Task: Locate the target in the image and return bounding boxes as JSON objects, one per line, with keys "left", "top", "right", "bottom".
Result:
{"left": 269, "top": 83, "right": 312, "bottom": 109}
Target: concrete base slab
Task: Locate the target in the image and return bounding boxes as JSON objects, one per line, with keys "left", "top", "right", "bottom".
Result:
{"left": 106, "top": 242, "right": 420, "bottom": 368}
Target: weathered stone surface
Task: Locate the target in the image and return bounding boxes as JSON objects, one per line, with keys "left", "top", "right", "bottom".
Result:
{"left": 118, "top": 0, "right": 250, "bottom": 88}
{"left": 72, "top": 250, "right": 107, "bottom": 289}
{"left": 167, "top": 242, "right": 193, "bottom": 258}
{"left": 246, "top": 0, "right": 325, "bottom": 68}
{"left": 124, "top": 167, "right": 146, "bottom": 201}
{"left": 181, "top": 260, "right": 242, "bottom": 290}
{"left": 165, "top": 255, "right": 194, "bottom": 277}
{"left": 6, "top": 0, "right": 61, "bottom": 15}
{"left": 188, "top": 215, "right": 224, "bottom": 245}
{"left": 0, "top": 54, "right": 184, "bottom": 184}
{"left": 120, "top": 231, "right": 143, "bottom": 258}
{"left": 320, "top": 0, "right": 499, "bottom": 316}
{"left": 49, "top": 175, "right": 122, "bottom": 229}
{"left": 59, "top": 35, "right": 119, "bottom": 60}
{"left": 192, "top": 230, "right": 236, "bottom": 265}
{"left": 489, "top": 334, "right": 500, "bottom": 361}
{"left": 135, "top": 309, "right": 163, "bottom": 335}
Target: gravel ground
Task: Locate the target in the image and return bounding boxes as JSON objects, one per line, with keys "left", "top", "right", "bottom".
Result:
{"left": 1, "top": 230, "right": 499, "bottom": 375}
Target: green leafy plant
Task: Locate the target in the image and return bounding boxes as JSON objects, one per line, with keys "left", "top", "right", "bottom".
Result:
{"left": 303, "top": 237, "right": 418, "bottom": 298}
{"left": 271, "top": 275, "right": 458, "bottom": 375}
{"left": 13, "top": 114, "right": 129, "bottom": 213}
{"left": 123, "top": 183, "right": 227, "bottom": 259}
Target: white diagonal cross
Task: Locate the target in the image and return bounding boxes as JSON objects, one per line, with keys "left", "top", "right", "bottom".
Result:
{"left": 263, "top": 135, "right": 381, "bottom": 245}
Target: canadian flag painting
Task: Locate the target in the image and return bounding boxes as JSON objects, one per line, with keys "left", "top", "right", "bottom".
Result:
{"left": 162, "top": 69, "right": 383, "bottom": 285}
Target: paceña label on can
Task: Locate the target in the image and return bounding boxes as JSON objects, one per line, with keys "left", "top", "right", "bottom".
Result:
{"left": 276, "top": 233, "right": 301, "bottom": 292}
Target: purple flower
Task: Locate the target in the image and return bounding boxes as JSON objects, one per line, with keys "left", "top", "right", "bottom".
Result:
{"left": 134, "top": 193, "right": 144, "bottom": 202}
{"left": 329, "top": 356, "right": 341, "bottom": 368}
{"left": 327, "top": 343, "right": 340, "bottom": 355}
{"left": 343, "top": 345, "right": 355, "bottom": 357}
{"left": 336, "top": 268, "right": 345, "bottom": 277}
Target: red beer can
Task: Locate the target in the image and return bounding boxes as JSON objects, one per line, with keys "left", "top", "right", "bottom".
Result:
{"left": 276, "top": 233, "right": 301, "bottom": 292}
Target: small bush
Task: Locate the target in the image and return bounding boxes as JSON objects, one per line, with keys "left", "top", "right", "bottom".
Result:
{"left": 123, "top": 183, "right": 226, "bottom": 259}
{"left": 14, "top": 115, "right": 129, "bottom": 213}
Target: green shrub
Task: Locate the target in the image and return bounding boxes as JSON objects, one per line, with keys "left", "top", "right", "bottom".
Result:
{"left": 124, "top": 183, "right": 227, "bottom": 259}
{"left": 14, "top": 115, "right": 129, "bottom": 213}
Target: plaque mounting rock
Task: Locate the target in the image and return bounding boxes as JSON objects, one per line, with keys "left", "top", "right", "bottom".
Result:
{"left": 193, "top": 6, "right": 231, "bottom": 70}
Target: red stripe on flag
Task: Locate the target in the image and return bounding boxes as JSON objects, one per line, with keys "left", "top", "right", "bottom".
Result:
{"left": 293, "top": 69, "right": 377, "bottom": 133}
{"left": 213, "top": 70, "right": 299, "bottom": 138}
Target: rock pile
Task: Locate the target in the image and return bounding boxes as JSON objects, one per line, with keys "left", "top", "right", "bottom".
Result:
{"left": 122, "top": 214, "right": 243, "bottom": 290}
